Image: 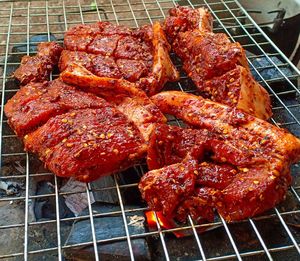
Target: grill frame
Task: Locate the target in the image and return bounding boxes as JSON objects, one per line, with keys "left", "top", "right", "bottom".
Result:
{"left": 0, "top": 0, "right": 300, "bottom": 260}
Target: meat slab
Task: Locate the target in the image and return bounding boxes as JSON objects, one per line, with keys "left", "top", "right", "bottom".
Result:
{"left": 5, "top": 79, "right": 147, "bottom": 182}
{"left": 24, "top": 108, "right": 146, "bottom": 182}
{"left": 139, "top": 91, "right": 300, "bottom": 222}
{"left": 6, "top": 34, "right": 168, "bottom": 182}
{"left": 60, "top": 21, "right": 179, "bottom": 95}
{"left": 164, "top": 6, "right": 272, "bottom": 120}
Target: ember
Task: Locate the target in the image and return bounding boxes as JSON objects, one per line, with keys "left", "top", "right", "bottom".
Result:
{"left": 145, "top": 211, "right": 191, "bottom": 238}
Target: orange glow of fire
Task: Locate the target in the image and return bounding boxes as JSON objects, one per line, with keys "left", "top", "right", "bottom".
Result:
{"left": 145, "top": 211, "right": 190, "bottom": 238}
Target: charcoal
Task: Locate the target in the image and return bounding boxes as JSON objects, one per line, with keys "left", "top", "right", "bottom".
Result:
{"left": 250, "top": 56, "right": 294, "bottom": 80}
{"left": 91, "top": 176, "right": 119, "bottom": 204}
{"left": 0, "top": 180, "right": 22, "bottom": 196}
{"left": 0, "top": 201, "right": 25, "bottom": 260}
{"left": 92, "top": 167, "right": 145, "bottom": 205}
{"left": 60, "top": 178, "right": 95, "bottom": 216}
{"left": 117, "top": 166, "right": 145, "bottom": 205}
{"left": 63, "top": 203, "right": 151, "bottom": 261}
{"left": 34, "top": 181, "right": 74, "bottom": 220}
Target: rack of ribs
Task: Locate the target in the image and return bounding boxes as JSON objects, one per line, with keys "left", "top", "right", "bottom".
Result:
{"left": 59, "top": 21, "right": 179, "bottom": 95}
{"left": 164, "top": 6, "right": 272, "bottom": 120}
{"left": 139, "top": 91, "right": 300, "bottom": 222}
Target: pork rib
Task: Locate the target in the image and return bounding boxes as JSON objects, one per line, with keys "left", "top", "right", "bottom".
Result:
{"left": 164, "top": 6, "right": 272, "bottom": 120}
{"left": 61, "top": 21, "right": 179, "bottom": 95}
{"left": 138, "top": 91, "right": 300, "bottom": 222}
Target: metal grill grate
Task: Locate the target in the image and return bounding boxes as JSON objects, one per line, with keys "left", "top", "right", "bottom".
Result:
{"left": 0, "top": 0, "right": 300, "bottom": 260}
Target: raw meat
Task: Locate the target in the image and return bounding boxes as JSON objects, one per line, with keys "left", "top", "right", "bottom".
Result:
{"left": 60, "top": 63, "right": 167, "bottom": 141}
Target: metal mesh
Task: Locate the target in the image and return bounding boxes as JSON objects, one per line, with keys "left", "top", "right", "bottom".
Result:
{"left": 0, "top": 0, "right": 300, "bottom": 260}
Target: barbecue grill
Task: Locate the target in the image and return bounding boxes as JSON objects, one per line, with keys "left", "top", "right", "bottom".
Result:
{"left": 0, "top": 0, "right": 300, "bottom": 260}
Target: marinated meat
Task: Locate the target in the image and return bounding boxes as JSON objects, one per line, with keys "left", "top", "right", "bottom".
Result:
{"left": 165, "top": 6, "right": 213, "bottom": 38}
{"left": 59, "top": 50, "right": 148, "bottom": 81}
{"left": 147, "top": 124, "right": 207, "bottom": 170}
{"left": 7, "top": 49, "right": 166, "bottom": 182}
{"left": 196, "top": 162, "right": 237, "bottom": 190}
{"left": 87, "top": 34, "right": 121, "bottom": 56}
{"left": 114, "top": 34, "right": 153, "bottom": 61}
{"left": 5, "top": 77, "right": 148, "bottom": 181}
{"left": 61, "top": 21, "right": 179, "bottom": 95}
{"left": 164, "top": 6, "right": 272, "bottom": 120}
{"left": 139, "top": 91, "right": 300, "bottom": 222}
{"left": 14, "top": 42, "right": 63, "bottom": 85}
{"left": 203, "top": 65, "right": 271, "bottom": 117}
{"left": 5, "top": 7, "right": 300, "bottom": 219}
{"left": 140, "top": 157, "right": 198, "bottom": 218}
{"left": 64, "top": 22, "right": 131, "bottom": 51}
{"left": 4, "top": 79, "right": 105, "bottom": 137}
{"left": 59, "top": 50, "right": 94, "bottom": 72}
{"left": 147, "top": 124, "right": 238, "bottom": 190}
{"left": 92, "top": 55, "right": 122, "bottom": 79}
{"left": 116, "top": 59, "right": 148, "bottom": 82}
{"left": 24, "top": 108, "right": 146, "bottom": 182}
{"left": 60, "top": 63, "right": 167, "bottom": 141}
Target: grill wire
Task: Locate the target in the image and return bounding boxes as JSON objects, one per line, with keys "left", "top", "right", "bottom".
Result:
{"left": 0, "top": 0, "right": 300, "bottom": 260}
